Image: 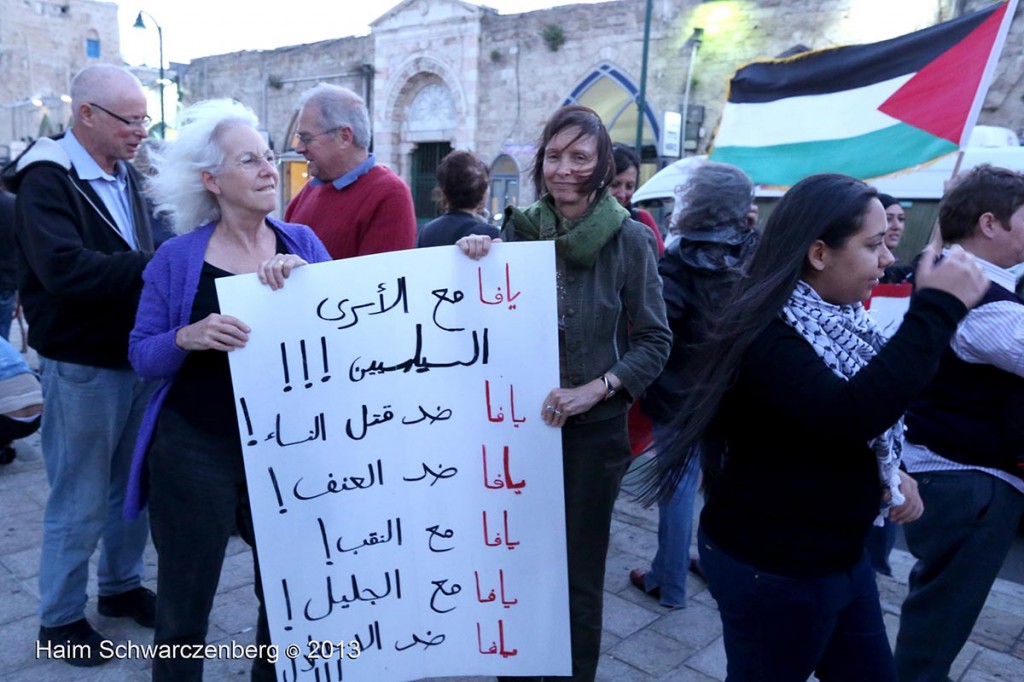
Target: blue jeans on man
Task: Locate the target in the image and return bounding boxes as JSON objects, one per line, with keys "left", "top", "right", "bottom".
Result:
{"left": 644, "top": 452, "right": 700, "bottom": 608}
{"left": 38, "top": 357, "right": 153, "bottom": 628}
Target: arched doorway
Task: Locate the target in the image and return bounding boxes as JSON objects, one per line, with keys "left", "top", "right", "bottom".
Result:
{"left": 489, "top": 154, "right": 520, "bottom": 218}
{"left": 411, "top": 142, "right": 453, "bottom": 223}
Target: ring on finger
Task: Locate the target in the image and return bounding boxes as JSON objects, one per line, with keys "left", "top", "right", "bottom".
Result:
{"left": 545, "top": 405, "right": 555, "bottom": 411}
{"left": 554, "top": 410, "right": 563, "bottom": 416}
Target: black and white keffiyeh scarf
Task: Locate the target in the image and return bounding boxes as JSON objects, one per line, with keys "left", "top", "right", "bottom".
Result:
{"left": 780, "top": 280, "right": 904, "bottom": 520}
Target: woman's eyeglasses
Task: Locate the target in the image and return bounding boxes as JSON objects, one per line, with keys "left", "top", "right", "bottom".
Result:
{"left": 235, "top": 151, "right": 277, "bottom": 170}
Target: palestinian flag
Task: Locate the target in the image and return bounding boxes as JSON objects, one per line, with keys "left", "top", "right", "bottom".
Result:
{"left": 709, "top": 1, "right": 1018, "bottom": 187}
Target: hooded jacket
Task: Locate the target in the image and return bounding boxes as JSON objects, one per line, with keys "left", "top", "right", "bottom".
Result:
{"left": 2, "top": 136, "right": 153, "bottom": 367}
{"left": 642, "top": 226, "right": 759, "bottom": 425}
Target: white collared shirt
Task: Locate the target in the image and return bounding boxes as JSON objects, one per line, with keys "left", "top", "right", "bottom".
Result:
{"left": 949, "top": 254, "right": 1024, "bottom": 377}
{"left": 58, "top": 130, "right": 138, "bottom": 250}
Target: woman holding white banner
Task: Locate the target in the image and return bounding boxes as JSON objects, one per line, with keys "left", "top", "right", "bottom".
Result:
{"left": 644, "top": 174, "right": 988, "bottom": 681}
{"left": 459, "top": 104, "right": 671, "bottom": 682}
{"left": 124, "top": 99, "right": 330, "bottom": 681}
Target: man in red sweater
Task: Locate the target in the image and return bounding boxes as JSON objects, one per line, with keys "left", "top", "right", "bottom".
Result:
{"left": 285, "top": 83, "right": 416, "bottom": 259}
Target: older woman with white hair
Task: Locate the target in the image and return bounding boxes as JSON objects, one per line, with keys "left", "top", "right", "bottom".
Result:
{"left": 124, "top": 99, "right": 329, "bottom": 681}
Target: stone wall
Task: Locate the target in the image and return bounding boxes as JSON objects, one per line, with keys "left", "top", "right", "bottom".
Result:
{"left": 183, "top": 35, "right": 373, "bottom": 151}
{"left": 175, "top": 0, "right": 1024, "bottom": 205}
{"left": 0, "top": 0, "right": 121, "bottom": 155}
{"left": 965, "top": 0, "right": 1024, "bottom": 134}
{"left": 476, "top": 1, "right": 678, "bottom": 200}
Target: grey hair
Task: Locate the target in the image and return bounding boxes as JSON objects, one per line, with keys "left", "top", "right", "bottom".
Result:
{"left": 69, "top": 64, "right": 143, "bottom": 117}
{"left": 298, "top": 83, "right": 371, "bottom": 149}
{"left": 145, "top": 99, "right": 260, "bottom": 235}
{"left": 670, "top": 161, "right": 754, "bottom": 234}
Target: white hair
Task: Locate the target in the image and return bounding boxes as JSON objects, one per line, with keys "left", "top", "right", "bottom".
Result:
{"left": 146, "top": 99, "right": 260, "bottom": 235}
{"left": 298, "top": 83, "right": 371, "bottom": 149}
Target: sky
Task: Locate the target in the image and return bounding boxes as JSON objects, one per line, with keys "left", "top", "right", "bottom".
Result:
{"left": 117, "top": 1, "right": 607, "bottom": 66}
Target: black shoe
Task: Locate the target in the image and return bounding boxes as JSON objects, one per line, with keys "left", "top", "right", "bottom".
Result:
{"left": 0, "top": 445, "right": 14, "bottom": 465}
{"left": 98, "top": 586, "right": 156, "bottom": 628}
{"left": 37, "top": 618, "right": 108, "bottom": 667}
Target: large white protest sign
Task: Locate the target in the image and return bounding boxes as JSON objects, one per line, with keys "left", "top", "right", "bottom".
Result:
{"left": 216, "top": 242, "right": 570, "bottom": 681}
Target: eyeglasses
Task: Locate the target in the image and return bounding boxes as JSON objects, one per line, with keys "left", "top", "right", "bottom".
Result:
{"left": 88, "top": 102, "right": 151, "bottom": 129}
{"left": 293, "top": 127, "right": 340, "bottom": 147}
{"left": 234, "top": 151, "right": 277, "bottom": 170}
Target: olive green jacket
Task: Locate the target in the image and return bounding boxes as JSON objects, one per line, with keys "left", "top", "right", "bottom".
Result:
{"left": 503, "top": 214, "right": 671, "bottom": 424}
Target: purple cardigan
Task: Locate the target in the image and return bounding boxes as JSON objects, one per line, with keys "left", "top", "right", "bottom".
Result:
{"left": 124, "top": 218, "right": 331, "bottom": 518}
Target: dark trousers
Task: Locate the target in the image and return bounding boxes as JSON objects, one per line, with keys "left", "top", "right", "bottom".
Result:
{"left": 500, "top": 414, "right": 631, "bottom": 682}
{"left": 699, "top": 527, "right": 896, "bottom": 682}
{"left": 148, "top": 409, "right": 275, "bottom": 682}
{"left": 895, "top": 470, "right": 1024, "bottom": 682}
{"left": 0, "top": 412, "right": 40, "bottom": 446}
{"left": 865, "top": 517, "right": 898, "bottom": 576}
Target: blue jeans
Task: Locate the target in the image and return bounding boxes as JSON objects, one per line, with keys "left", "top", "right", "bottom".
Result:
{"left": 645, "top": 425, "right": 700, "bottom": 607}
{"left": 895, "top": 471, "right": 1024, "bottom": 682}
{"left": 698, "top": 527, "right": 896, "bottom": 682}
{"left": 38, "top": 357, "right": 153, "bottom": 628}
{"left": 0, "top": 289, "right": 15, "bottom": 342}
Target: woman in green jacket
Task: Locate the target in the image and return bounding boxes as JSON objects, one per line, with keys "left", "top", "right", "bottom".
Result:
{"left": 458, "top": 105, "right": 671, "bottom": 682}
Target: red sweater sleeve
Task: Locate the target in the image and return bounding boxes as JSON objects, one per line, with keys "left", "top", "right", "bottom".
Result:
{"left": 636, "top": 209, "right": 664, "bottom": 257}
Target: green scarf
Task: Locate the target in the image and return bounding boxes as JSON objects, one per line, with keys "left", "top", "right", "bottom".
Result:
{"left": 503, "top": 190, "right": 629, "bottom": 268}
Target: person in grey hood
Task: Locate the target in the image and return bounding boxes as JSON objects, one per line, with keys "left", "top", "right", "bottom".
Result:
{"left": 631, "top": 161, "right": 760, "bottom": 608}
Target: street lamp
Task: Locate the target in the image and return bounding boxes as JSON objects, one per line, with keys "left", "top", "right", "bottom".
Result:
{"left": 681, "top": 28, "right": 704, "bottom": 156}
{"left": 133, "top": 10, "right": 164, "bottom": 138}
{"left": 634, "top": 0, "right": 653, "bottom": 158}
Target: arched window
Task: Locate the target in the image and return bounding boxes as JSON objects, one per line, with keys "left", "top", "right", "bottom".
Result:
{"left": 85, "top": 30, "right": 100, "bottom": 59}
{"left": 563, "top": 64, "right": 659, "bottom": 148}
{"left": 407, "top": 83, "right": 456, "bottom": 136}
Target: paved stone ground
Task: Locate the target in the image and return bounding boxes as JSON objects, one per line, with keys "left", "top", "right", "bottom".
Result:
{"left": 1, "top": 323, "right": 1022, "bottom": 681}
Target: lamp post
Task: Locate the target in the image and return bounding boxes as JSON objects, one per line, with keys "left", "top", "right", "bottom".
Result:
{"left": 133, "top": 10, "right": 164, "bottom": 138}
{"left": 634, "top": 0, "right": 653, "bottom": 159}
{"left": 680, "top": 28, "right": 704, "bottom": 156}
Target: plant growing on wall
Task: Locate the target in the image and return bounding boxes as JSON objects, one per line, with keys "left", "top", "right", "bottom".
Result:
{"left": 542, "top": 24, "right": 566, "bottom": 52}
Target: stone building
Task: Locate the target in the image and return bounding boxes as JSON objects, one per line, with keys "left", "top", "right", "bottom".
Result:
{"left": 0, "top": 0, "right": 121, "bottom": 162}
{"left": 180, "top": 0, "right": 1024, "bottom": 218}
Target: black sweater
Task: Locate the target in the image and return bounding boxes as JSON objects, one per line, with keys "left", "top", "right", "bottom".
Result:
{"left": 906, "top": 283, "right": 1024, "bottom": 475}
{"left": 417, "top": 209, "right": 499, "bottom": 248}
{"left": 701, "top": 289, "right": 967, "bottom": 577}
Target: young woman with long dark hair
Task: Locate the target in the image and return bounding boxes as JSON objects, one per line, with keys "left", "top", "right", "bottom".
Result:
{"left": 647, "top": 173, "right": 987, "bottom": 681}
